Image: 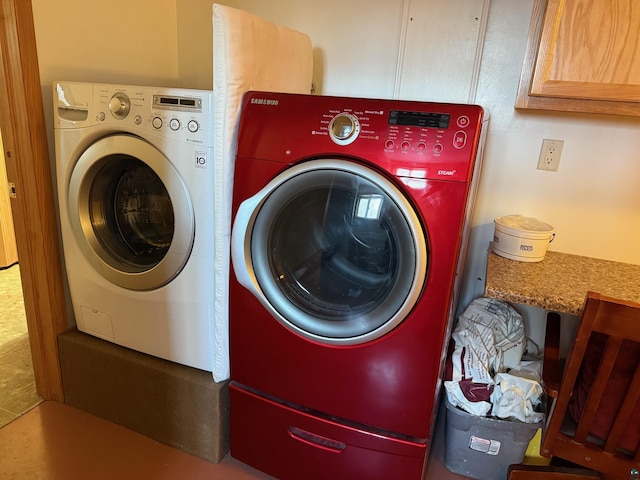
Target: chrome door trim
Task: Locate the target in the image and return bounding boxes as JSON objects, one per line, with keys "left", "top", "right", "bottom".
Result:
{"left": 231, "top": 159, "right": 427, "bottom": 345}
{"left": 68, "top": 134, "right": 194, "bottom": 290}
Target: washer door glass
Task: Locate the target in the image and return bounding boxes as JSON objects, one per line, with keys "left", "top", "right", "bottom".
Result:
{"left": 240, "top": 159, "right": 428, "bottom": 345}
{"left": 68, "top": 134, "right": 194, "bottom": 290}
{"left": 93, "top": 158, "right": 173, "bottom": 266}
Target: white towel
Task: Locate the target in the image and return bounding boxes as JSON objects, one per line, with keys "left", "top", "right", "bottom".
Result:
{"left": 212, "top": 4, "right": 313, "bottom": 382}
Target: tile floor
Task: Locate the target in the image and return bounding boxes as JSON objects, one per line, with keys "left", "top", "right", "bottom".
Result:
{"left": 0, "top": 263, "right": 42, "bottom": 428}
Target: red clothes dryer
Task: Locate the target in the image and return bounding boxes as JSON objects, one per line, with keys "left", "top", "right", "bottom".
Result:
{"left": 229, "top": 92, "right": 487, "bottom": 480}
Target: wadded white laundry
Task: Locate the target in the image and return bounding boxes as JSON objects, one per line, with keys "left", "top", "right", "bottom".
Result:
{"left": 445, "top": 297, "right": 543, "bottom": 423}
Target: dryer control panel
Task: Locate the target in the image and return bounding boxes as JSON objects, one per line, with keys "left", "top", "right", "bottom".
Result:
{"left": 238, "top": 91, "right": 486, "bottom": 183}
{"left": 53, "top": 82, "right": 213, "bottom": 147}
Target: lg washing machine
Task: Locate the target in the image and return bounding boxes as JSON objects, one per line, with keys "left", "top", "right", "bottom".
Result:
{"left": 53, "top": 82, "right": 215, "bottom": 371}
{"left": 229, "top": 92, "right": 488, "bottom": 479}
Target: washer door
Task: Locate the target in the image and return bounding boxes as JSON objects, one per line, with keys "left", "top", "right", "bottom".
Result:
{"left": 68, "top": 134, "right": 194, "bottom": 290}
{"left": 232, "top": 159, "right": 428, "bottom": 345}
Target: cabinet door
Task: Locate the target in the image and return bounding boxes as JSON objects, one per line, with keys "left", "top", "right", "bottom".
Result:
{"left": 516, "top": 0, "right": 640, "bottom": 116}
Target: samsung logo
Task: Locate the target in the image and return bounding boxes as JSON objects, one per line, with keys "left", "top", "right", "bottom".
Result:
{"left": 251, "top": 98, "right": 279, "bottom": 106}
{"left": 437, "top": 169, "right": 456, "bottom": 176}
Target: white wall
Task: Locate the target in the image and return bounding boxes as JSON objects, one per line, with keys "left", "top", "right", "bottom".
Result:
{"left": 209, "top": 0, "right": 406, "bottom": 98}
{"left": 33, "top": 0, "right": 181, "bottom": 87}
{"left": 176, "top": 0, "right": 215, "bottom": 90}
{"left": 209, "top": 0, "right": 490, "bottom": 104}
{"left": 396, "top": 0, "right": 490, "bottom": 104}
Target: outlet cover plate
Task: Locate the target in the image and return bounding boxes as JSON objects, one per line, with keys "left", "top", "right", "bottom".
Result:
{"left": 537, "top": 139, "right": 564, "bottom": 171}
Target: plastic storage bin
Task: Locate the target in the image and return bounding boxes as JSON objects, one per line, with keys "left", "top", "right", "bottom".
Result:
{"left": 444, "top": 398, "right": 540, "bottom": 479}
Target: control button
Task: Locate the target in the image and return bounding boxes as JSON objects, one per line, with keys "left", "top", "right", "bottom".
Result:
{"left": 169, "top": 118, "right": 181, "bottom": 131}
{"left": 433, "top": 143, "right": 444, "bottom": 154}
{"left": 152, "top": 117, "right": 163, "bottom": 129}
{"left": 329, "top": 113, "right": 360, "bottom": 146}
{"left": 417, "top": 142, "right": 426, "bottom": 152}
{"left": 457, "top": 115, "right": 470, "bottom": 128}
{"left": 108, "top": 92, "right": 131, "bottom": 120}
{"left": 97, "top": 112, "right": 106, "bottom": 122}
{"left": 134, "top": 115, "right": 142, "bottom": 125}
{"left": 401, "top": 141, "right": 410, "bottom": 151}
{"left": 384, "top": 139, "right": 394, "bottom": 150}
{"left": 187, "top": 120, "right": 199, "bottom": 133}
{"left": 453, "top": 131, "right": 467, "bottom": 149}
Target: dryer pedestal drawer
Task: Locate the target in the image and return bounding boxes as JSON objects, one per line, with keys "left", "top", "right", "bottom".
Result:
{"left": 229, "top": 383, "right": 427, "bottom": 480}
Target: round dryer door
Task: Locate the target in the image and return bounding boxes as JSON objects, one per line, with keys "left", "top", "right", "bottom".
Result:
{"left": 68, "top": 134, "right": 194, "bottom": 290}
{"left": 232, "top": 159, "right": 428, "bottom": 345}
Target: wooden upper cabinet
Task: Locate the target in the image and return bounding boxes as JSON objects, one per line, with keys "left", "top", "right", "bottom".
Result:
{"left": 516, "top": 0, "right": 640, "bottom": 116}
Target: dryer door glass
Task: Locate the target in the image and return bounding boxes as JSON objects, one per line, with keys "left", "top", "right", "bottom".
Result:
{"left": 69, "top": 135, "right": 194, "bottom": 291}
{"left": 248, "top": 160, "right": 427, "bottom": 344}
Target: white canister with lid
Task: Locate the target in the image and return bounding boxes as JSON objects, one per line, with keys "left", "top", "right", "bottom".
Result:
{"left": 492, "top": 215, "right": 555, "bottom": 262}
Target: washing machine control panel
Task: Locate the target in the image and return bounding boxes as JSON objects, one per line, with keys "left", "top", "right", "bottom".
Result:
{"left": 146, "top": 93, "right": 209, "bottom": 144}
{"left": 52, "top": 83, "right": 214, "bottom": 147}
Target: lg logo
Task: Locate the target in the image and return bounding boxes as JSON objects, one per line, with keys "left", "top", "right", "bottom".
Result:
{"left": 195, "top": 151, "right": 207, "bottom": 168}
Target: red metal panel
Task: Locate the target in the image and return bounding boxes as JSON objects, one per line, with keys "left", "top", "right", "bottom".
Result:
{"left": 236, "top": 92, "right": 484, "bottom": 183}
{"left": 230, "top": 172, "right": 469, "bottom": 439}
{"left": 230, "top": 384, "right": 426, "bottom": 480}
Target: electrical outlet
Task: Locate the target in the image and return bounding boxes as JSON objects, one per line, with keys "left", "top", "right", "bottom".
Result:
{"left": 537, "top": 139, "right": 564, "bottom": 171}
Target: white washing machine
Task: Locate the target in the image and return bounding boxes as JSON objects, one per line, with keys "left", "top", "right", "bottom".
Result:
{"left": 53, "top": 81, "right": 214, "bottom": 371}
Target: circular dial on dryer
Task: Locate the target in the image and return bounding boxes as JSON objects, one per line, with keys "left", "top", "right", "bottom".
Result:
{"left": 329, "top": 113, "right": 360, "bottom": 146}
{"left": 109, "top": 92, "right": 131, "bottom": 119}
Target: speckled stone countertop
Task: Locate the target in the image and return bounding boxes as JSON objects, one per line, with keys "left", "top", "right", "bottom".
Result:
{"left": 485, "top": 249, "right": 640, "bottom": 315}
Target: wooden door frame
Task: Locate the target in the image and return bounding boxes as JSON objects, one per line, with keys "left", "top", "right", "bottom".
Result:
{"left": 0, "top": 0, "right": 66, "bottom": 401}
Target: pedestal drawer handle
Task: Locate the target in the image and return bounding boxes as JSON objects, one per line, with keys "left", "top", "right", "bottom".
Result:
{"left": 288, "top": 426, "right": 346, "bottom": 453}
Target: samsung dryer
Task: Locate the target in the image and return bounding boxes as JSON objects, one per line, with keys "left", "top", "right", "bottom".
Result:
{"left": 53, "top": 82, "right": 214, "bottom": 371}
{"left": 229, "top": 91, "right": 487, "bottom": 479}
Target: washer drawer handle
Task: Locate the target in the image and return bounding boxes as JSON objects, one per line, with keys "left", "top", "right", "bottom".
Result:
{"left": 288, "top": 426, "right": 346, "bottom": 453}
